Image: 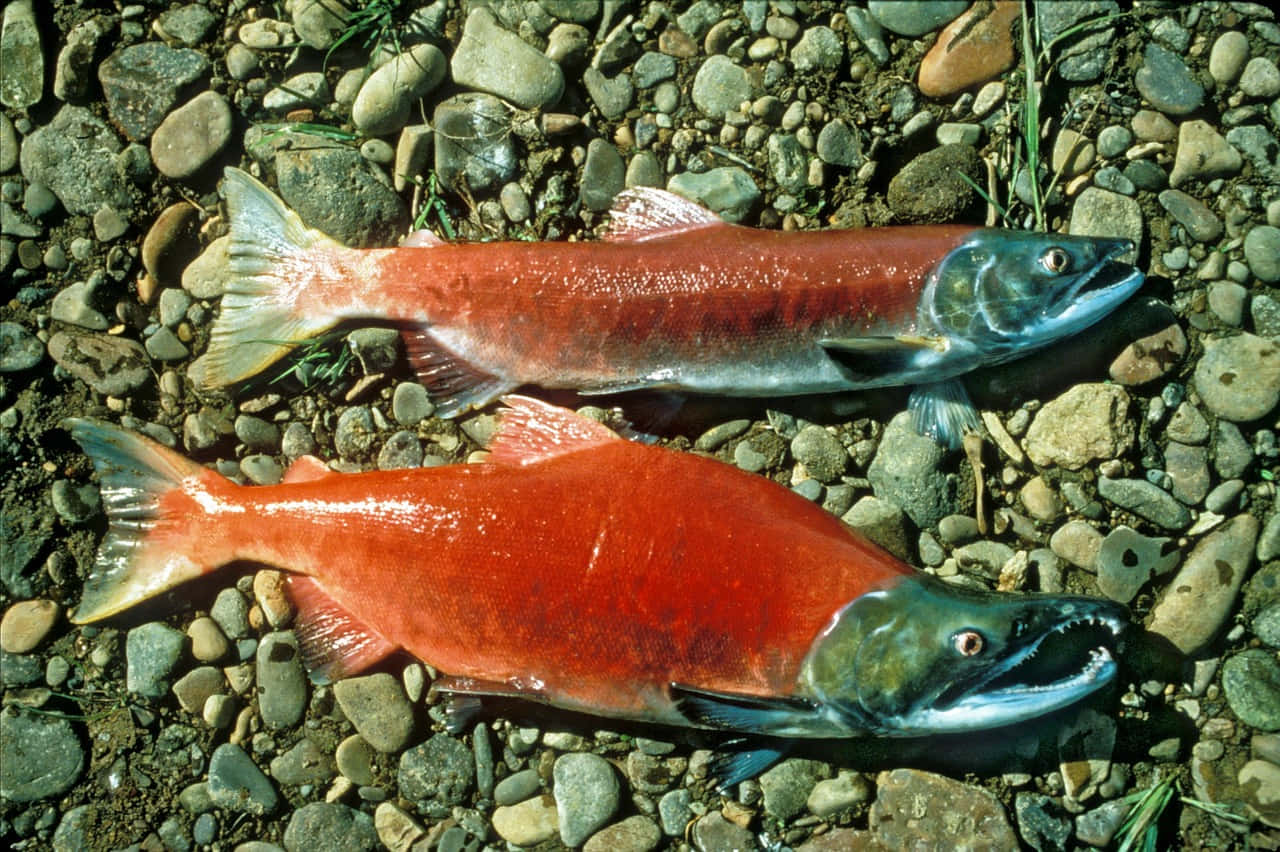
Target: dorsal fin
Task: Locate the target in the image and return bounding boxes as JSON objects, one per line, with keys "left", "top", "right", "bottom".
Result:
{"left": 603, "top": 187, "right": 724, "bottom": 242}
{"left": 282, "top": 455, "right": 336, "bottom": 483}
{"left": 286, "top": 575, "right": 398, "bottom": 683}
{"left": 402, "top": 229, "right": 447, "bottom": 247}
{"left": 488, "top": 395, "right": 619, "bottom": 466}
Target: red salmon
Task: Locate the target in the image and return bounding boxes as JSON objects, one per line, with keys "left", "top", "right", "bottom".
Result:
{"left": 69, "top": 397, "right": 1125, "bottom": 783}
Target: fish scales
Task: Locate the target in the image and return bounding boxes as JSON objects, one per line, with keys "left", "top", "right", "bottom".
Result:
{"left": 361, "top": 225, "right": 974, "bottom": 385}
{"left": 171, "top": 439, "right": 906, "bottom": 721}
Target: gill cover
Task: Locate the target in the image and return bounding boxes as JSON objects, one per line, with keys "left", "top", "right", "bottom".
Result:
{"left": 800, "top": 574, "right": 1127, "bottom": 736}
{"left": 922, "top": 229, "right": 1143, "bottom": 364}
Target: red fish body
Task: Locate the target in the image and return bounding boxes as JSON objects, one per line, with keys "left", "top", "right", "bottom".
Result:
{"left": 70, "top": 398, "right": 1126, "bottom": 782}
{"left": 194, "top": 170, "right": 1142, "bottom": 447}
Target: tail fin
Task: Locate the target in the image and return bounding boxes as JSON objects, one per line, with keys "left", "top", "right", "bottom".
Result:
{"left": 190, "top": 168, "right": 349, "bottom": 389}
{"left": 65, "top": 419, "right": 231, "bottom": 623}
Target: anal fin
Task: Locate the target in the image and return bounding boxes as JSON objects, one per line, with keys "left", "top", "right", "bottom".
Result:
{"left": 908, "top": 379, "right": 980, "bottom": 450}
{"left": 401, "top": 329, "right": 515, "bottom": 418}
{"left": 286, "top": 576, "right": 398, "bottom": 683}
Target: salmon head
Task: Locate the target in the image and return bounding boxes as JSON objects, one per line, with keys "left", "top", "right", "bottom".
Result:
{"left": 799, "top": 574, "right": 1128, "bottom": 736}
{"left": 922, "top": 229, "right": 1143, "bottom": 368}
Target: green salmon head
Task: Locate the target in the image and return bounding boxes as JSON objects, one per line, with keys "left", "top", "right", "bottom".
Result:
{"left": 799, "top": 575, "right": 1128, "bottom": 736}
{"left": 922, "top": 229, "right": 1143, "bottom": 365}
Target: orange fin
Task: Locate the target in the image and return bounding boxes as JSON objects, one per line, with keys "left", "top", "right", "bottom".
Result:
{"left": 287, "top": 575, "right": 398, "bottom": 683}
{"left": 64, "top": 419, "right": 230, "bottom": 623}
{"left": 487, "top": 395, "right": 619, "bottom": 466}
{"left": 603, "top": 187, "right": 724, "bottom": 242}
{"left": 402, "top": 330, "right": 516, "bottom": 417}
{"left": 282, "top": 455, "right": 335, "bottom": 483}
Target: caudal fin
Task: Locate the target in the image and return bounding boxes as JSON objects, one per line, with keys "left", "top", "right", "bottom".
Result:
{"left": 191, "top": 168, "right": 350, "bottom": 389}
{"left": 65, "top": 419, "right": 231, "bottom": 623}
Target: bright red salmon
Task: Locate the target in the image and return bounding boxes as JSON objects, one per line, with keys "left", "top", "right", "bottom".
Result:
{"left": 191, "top": 170, "right": 1142, "bottom": 447}
{"left": 69, "top": 397, "right": 1125, "bottom": 783}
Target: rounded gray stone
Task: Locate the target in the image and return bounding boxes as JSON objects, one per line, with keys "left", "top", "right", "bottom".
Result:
{"left": 0, "top": 707, "right": 85, "bottom": 802}
{"left": 398, "top": 733, "right": 475, "bottom": 811}
{"left": 333, "top": 672, "right": 416, "bottom": 753}
{"left": 1157, "top": 189, "right": 1222, "bottom": 243}
{"left": 0, "top": 321, "right": 43, "bottom": 372}
{"left": 126, "top": 621, "right": 187, "bottom": 698}
{"left": 269, "top": 737, "right": 337, "bottom": 786}
{"left": 1244, "top": 225, "right": 1280, "bottom": 283}
{"left": 1222, "top": 650, "right": 1280, "bottom": 731}
{"left": 791, "top": 424, "right": 848, "bottom": 482}
{"left": 581, "top": 138, "right": 625, "bottom": 212}
{"left": 867, "top": 411, "right": 953, "bottom": 529}
{"left": 760, "top": 758, "right": 829, "bottom": 820}
{"left": 691, "top": 55, "right": 753, "bottom": 120}
{"left": 666, "top": 167, "right": 760, "bottom": 224}
{"left": 1069, "top": 188, "right": 1143, "bottom": 262}
{"left": 1096, "top": 526, "right": 1180, "bottom": 604}
{"left": 1194, "top": 334, "right": 1280, "bottom": 422}
{"left": 1135, "top": 43, "right": 1204, "bottom": 116}
{"left": 450, "top": 7, "right": 564, "bottom": 110}
{"left": 495, "top": 768, "right": 543, "bottom": 806}
{"left": 98, "top": 41, "right": 210, "bottom": 142}
{"left": 433, "top": 93, "right": 519, "bottom": 194}
{"left": 352, "top": 44, "right": 446, "bottom": 136}
{"left": 1096, "top": 477, "right": 1191, "bottom": 530}
{"left": 867, "top": 0, "right": 967, "bottom": 36}
{"left": 256, "top": 631, "right": 307, "bottom": 728}
{"left": 151, "top": 91, "right": 232, "bottom": 179}
{"left": 553, "top": 752, "right": 619, "bottom": 847}
{"left": 1209, "top": 30, "right": 1249, "bottom": 84}
{"left": 19, "top": 105, "right": 133, "bottom": 216}
{"left": 208, "top": 743, "right": 279, "bottom": 815}
{"left": 283, "top": 802, "right": 376, "bottom": 852}
{"left": 275, "top": 139, "right": 408, "bottom": 247}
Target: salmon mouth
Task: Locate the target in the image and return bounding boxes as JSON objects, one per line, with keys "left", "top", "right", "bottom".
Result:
{"left": 968, "top": 613, "right": 1126, "bottom": 703}
{"left": 1063, "top": 239, "right": 1139, "bottom": 304}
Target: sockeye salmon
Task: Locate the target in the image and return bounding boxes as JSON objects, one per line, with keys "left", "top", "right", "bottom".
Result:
{"left": 69, "top": 397, "right": 1127, "bottom": 783}
{"left": 192, "top": 169, "right": 1144, "bottom": 448}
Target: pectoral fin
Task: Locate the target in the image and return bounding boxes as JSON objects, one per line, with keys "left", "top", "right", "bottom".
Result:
{"left": 819, "top": 335, "right": 949, "bottom": 383}
{"left": 707, "top": 740, "right": 790, "bottom": 789}
{"left": 669, "top": 683, "right": 846, "bottom": 738}
{"left": 908, "top": 379, "right": 980, "bottom": 450}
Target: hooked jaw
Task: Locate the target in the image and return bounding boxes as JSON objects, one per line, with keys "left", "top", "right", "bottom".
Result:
{"left": 1043, "top": 237, "right": 1142, "bottom": 336}
{"left": 893, "top": 607, "right": 1128, "bottom": 734}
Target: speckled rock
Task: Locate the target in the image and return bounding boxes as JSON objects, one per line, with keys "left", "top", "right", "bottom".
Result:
{"left": 1024, "top": 384, "right": 1134, "bottom": 470}
{"left": 208, "top": 743, "right": 279, "bottom": 815}
{"left": 256, "top": 631, "right": 306, "bottom": 728}
{"left": 1096, "top": 526, "right": 1180, "bottom": 603}
{"left": 666, "top": 167, "right": 760, "bottom": 224}
{"left": 283, "top": 802, "right": 376, "bottom": 851}
{"left": 886, "top": 143, "right": 982, "bottom": 223}
{"left": 691, "top": 54, "right": 754, "bottom": 120}
{"left": 554, "top": 752, "right": 619, "bottom": 846}
{"left": 492, "top": 795, "right": 559, "bottom": 846}
{"left": 869, "top": 768, "right": 1018, "bottom": 848}
{"left": 0, "top": 706, "right": 85, "bottom": 802}
{"left": 150, "top": 91, "right": 232, "bottom": 179}
{"left": 126, "top": 621, "right": 187, "bottom": 699}
{"left": 352, "top": 44, "right": 446, "bottom": 136}
{"left": 333, "top": 673, "right": 415, "bottom": 753}
{"left": 868, "top": 412, "right": 954, "bottom": 529}
{"left": 1193, "top": 334, "right": 1280, "bottom": 422}
{"left": 1135, "top": 43, "right": 1204, "bottom": 116}
{"left": 1222, "top": 650, "right": 1280, "bottom": 732}
{"left": 398, "top": 733, "right": 475, "bottom": 813}
{"left": 1149, "top": 514, "right": 1260, "bottom": 654}
{"left": 98, "top": 42, "right": 209, "bottom": 141}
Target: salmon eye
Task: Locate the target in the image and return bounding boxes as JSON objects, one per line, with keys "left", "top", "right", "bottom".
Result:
{"left": 1040, "top": 247, "right": 1072, "bottom": 275}
{"left": 952, "top": 630, "right": 985, "bottom": 656}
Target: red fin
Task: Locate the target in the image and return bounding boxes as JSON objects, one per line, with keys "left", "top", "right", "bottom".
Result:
{"left": 282, "top": 455, "right": 335, "bottom": 483}
{"left": 488, "top": 395, "right": 619, "bottom": 466}
{"left": 402, "top": 229, "right": 446, "bottom": 247}
{"left": 603, "top": 187, "right": 723, "bottom": 242}
{"left": 402, "top": 330, "right": 515, "bottom": 418}
{"left": 286, "top": 576, "right": 398, "bottom": 683}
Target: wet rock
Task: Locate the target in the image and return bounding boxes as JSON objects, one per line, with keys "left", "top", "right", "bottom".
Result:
{"left": 208, "top": 743, "right": 279, "bottom": 815}
{"left": 1069, "top": 188, "right": 1143, "bottom": 263}
{"left": 1170, "top": 120, "right": 1242, "bottom": 188}
{"left": 0, "top": 707, "right": 85, "bottom": 801}
{"left": 842, "top": 496, "right": 911, "bottom": 562}
{"left": 1108, "top": 322, "right": 1186, "bottom": 386}
{"left": 1058, "top": 708, "right": 1115, "bottom": 802}
{"left": 583, "top": 815, "right": 661, "bottom": 852}
{"left": 1096, "top": 477, "right": 1191, "bottom": 530}
{"left": 582, "top": 67, "right": 633, "bottom": 120}
{"left": 666, "top": 167, "right": 760, "bottom": 224}
{"left": 887, "top": 143, "right": 982, "bottom": 223}
{"left": 1015, "top": 792, "right": 1072, "bottom": 852}
{"left": 19, "top": 105, "right": 134, "bottom": 215}
{"left": 98, "top": 42, "right": 209, "bottom": 141}
{"left": 868, "top": 412, "right": 954, "bottom": 529}
{"left": 451, "top": 8, "right": 563, "bottom": 109}
{"left": 256, "top": 631, "right": 306, "bottom": 728}
{"left": 791, "top": 425, "right": 848, "bottom": 482}
{"left": 869, "top": 768, "right": 1018, "bottom": 848}
{"left": 150, "top": 90, "right": 231, "bottom": 179}
{"left": 275, "top": 138, "right": 408, "bottom": 247}
{"left": 1096, "top": 526, "right": 1180, "bottom": 603}
{"left": 1149, "top": 514, "right": 1260, "bottom": 654}
{"left": 806, "top": 770, "right": 872, "bottom": 817}
{"left": 0, "top": 0, "right": 42, "bottom": 108}
{"left": 142, "top": 202, "right": 201, "bottom": 287}
{"left": 283, "top": 802, "right": 375, "bottom": 851}
{"left": 433, "top": 93, "right": 519, "bottom": 195}
{"left": 334, "top": 673, "right": 415, "bottom": 753}
{"left": 1193, "top": 334, "right": 1280, "bottom": 422}
{"left": 1240, "top": 57, "right": 1280, "bottom": 99}
{"left": 1164, "top": 440, "right": 1210, "bottom": 505}
{"left": 352, "top": 44, "right": 446, "bottom": 136}
{"left": 1024, "top": 384, "right": 1133, "bottom": 470}
{"left": 691, "top": 55, "right": 754, "bottom": 120}
{"left": 918, "top": 1, "right": 1020, "bottom": 98}
{"left": 1223, "top": 650, "right": 1280, "bottom": 731}
{"left": 554, "top": 752, "right": 619, "bottom": 847}
{"left": 1209, "top": 30, "right": 1249, "bottom": 85}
